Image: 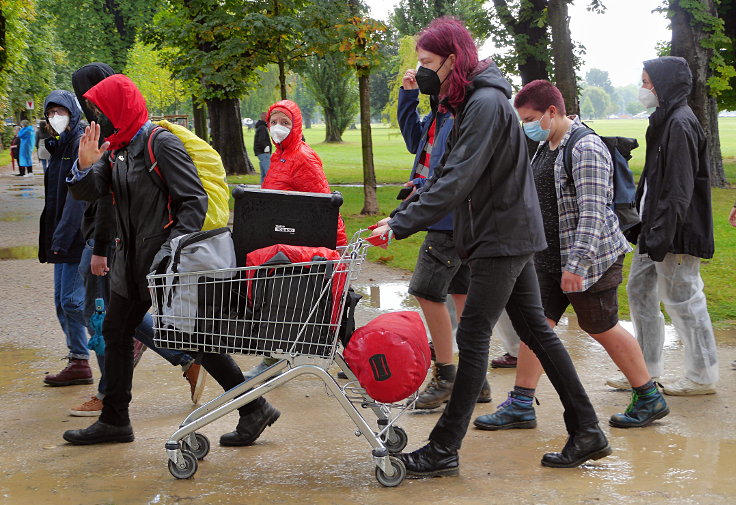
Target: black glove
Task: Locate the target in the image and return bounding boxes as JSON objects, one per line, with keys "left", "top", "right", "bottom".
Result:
{"left": 150, "top": 241, "right": 172, "bottom": 274}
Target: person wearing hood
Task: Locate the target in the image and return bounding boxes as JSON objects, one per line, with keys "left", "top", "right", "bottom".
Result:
{"left": 610, "top": 56, "right": 718, "bottom": 396}
{"left": 369, "top": 17, "right": 609, "bottom": 476}
{"left": 65, "top": 63, "right": 206, "bottom": 417}
{"left": 17, "top": 119, "right": 35, "bottom": 176}
{"left": 40, "top": 90, "right": 92, "bottom": 387}
{"left": 253, "top": 111, "right": 271, "bottom": 183}
{"left": 62, "top": 74, "right": 279, "bottom": 446}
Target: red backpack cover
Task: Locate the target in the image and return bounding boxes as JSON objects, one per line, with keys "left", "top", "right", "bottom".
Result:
{"left": 343, "top": 311, "right": 430, "bottom": 403}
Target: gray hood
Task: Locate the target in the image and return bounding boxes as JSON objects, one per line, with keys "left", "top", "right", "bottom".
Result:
{"left": 468, "top": 60, "right": 513, "bottom": 100}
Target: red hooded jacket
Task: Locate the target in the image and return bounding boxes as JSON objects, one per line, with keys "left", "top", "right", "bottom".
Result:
{"left": 263, "top": 100, "right": 347, "bottom": 246}
{"left": 84, "top": 74, "right": 148, "bottom": 151}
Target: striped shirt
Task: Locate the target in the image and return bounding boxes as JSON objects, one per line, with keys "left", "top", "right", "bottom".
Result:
{"left": 536, "top": 116, "right": 632, "bottom": 292}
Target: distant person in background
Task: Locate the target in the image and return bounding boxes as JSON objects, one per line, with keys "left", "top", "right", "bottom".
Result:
{"left": 36, "top": 120, "right": 52, "bottom": 173}
{"left": 17, "top": 120, "right": 35, "bottom": 176}
{"left": 9, "top": 126, "right": 20, "bottom": 172}
{"left": 253, "top": 111, "right": 271, "bottom": 184}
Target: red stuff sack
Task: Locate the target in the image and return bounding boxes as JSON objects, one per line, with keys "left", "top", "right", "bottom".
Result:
{"left": 343, "top": 311, "right": 431, "bottom": 403}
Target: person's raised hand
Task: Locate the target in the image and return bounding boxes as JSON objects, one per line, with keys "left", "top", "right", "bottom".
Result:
{"left": 402, "top": 69, "right": 418, "bottom": 90}
{"left": 78, "top": 121, "right": 110, "bottom": 170}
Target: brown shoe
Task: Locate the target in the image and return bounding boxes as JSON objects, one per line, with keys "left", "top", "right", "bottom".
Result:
{"left": 491, "top": 353, "right": 517, "bottom": 368}
{"left": 184, "top": 363, "right": 208, "bottom": 404}
{"left": 477, "top": 376, "right": 492, "bottom": 403}
{"left": 69, "top": 396, "right": 103, "bottom": 417}
{"left": 413, "top": 363, "right": 456, "bottom": 410}
{"left": 44, "top": 359, "right": 93, "bottom": 386}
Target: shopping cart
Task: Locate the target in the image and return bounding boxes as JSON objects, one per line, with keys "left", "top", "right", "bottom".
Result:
{"left": 147, "top": 229, "right": 413, "bottom": 487}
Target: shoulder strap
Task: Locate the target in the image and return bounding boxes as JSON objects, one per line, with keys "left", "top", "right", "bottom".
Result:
{"left": 145, "top": 125, "right": 174, "bottom": 229}
{"left": 562, "top": 126, "right": 596, "bottom": 186}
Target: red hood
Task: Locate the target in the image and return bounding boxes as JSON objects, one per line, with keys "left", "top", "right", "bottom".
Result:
{"left": 268, "top": 100, "right": 303, "bottom": 153}
{"left": 84, "top": 74, "right": 149, "bottom": 151}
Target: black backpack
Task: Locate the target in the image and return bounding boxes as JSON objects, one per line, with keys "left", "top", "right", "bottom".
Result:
{"left": 562, "top": 126, "right": 640, "bottom": 232}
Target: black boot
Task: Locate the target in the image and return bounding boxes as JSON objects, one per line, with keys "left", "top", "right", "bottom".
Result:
{"left": 220, "top": 402, "right": 280, "bottom": 446}
{"left": 63, "top": 420, "right": 134, "bottom": 445}
{"left": 397, "top": 440, "right": 459, "bottom": 478}
{"left": 541, "top": 424, "right": 611, "bottom": 468}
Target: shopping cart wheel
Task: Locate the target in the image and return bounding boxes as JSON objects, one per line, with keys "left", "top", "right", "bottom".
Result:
{"left": 186, "top": 433, "right": 210, "bottom": 460}
{"left": 383, "top": 426, "right": 408, "bottom": 454}
{"left": 375, "top": 456, "right": 406, "bottom": 487}
{"left": 168, "top": 450, "right": 198, "bottom": 479}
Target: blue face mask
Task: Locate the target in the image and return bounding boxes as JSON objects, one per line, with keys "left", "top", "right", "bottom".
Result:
{"left": 522, "top": 113, "right": 550, "bottom": 142}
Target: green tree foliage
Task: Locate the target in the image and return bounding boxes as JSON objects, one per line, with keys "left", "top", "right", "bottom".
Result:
{"left": 240, "top": 65, "right": 282, "bottom": 121}
{"left": 0, "top": 0, "right": 35, "bottom": 115}
{"left": 383, "top": 35, "right": 430, "bottom": 127}
{"left": 302, "top": 53, "right": 359, "bottom": 143}
{"left": 389, "top": 0, "right": 491, "bottom": 40}
{"left": 580, "top": 94, "right": 595, "bottom": 119}
{"left": 580, "top": 85, "right": 611, "bottom": 118}
{"left": 124, "top": 39, "right": 186, "bottom": 115}
{"left": 585, "top": 68, "right": 614, "bottom": 95}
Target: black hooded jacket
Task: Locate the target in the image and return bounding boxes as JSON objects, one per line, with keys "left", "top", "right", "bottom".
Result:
{"left": 253, "top": 119, "right": 271, "bottom": 155}
{"left": 72, "top": 62, "right": 116, "bottom": 257}
{"left": 39, "top": 90, "right": 87, "bottom": 263}
{"left": 389, "top": 62, "right": 546, "bottom": 259}
{"left": 632, "top": 56, "right": 714, "bottom": 261}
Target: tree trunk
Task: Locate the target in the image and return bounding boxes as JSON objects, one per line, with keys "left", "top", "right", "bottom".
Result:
{"left": 549, "top": 0, "right": 579, "bottom": 115}
{"left": 670, "top": 0, "right": 726, "bottom": 187}
{"left": 192, "top": 97, "right": 208, "bottom": 143}
{"left": 358, "top": 73, "right": 378, "bottom": 215}
{"left": 278, "top": 58, "right": 287, "bottom": 100}
{"left": 207, "top": 97, "right": 254, "bottom": 175}
{"left": 323, "top": 109, "right": 343, "bottom": 143}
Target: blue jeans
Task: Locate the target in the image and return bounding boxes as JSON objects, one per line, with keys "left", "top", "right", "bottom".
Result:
{"left": 40, "top": 159, "right": 48, "bottom": 172}
{"left": 79, "top": 241, "right": 195, "bottom": 396}
{"left": 257, "top": 153, "right": 271, "bottom": 184}
{"left": 54, "top": 262, "right": 89, "bottom": 360}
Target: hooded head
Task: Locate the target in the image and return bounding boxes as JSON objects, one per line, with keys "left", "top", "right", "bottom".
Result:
{"left": 72, "top": 62, "right": 115, "bottom": 123}
{"left": 267, "top": 100, "right": 303, "bottom": 152}
{"left": 84, "top": 74, "right": 149, "bottom": 151}
{"left": 43, "top": 90, "right": 83, "bottom": 143}
{"left": 643, "top": 56, "right": 692, "bottom": 116}
{"left": 20, "top": 120, "right": 29, "bottom": 128}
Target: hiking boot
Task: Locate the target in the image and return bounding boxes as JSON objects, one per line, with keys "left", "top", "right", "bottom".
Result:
{"left": 183, "top": 363, "right": 207, "bottom": 404}
{"left": 662, "top": 377, "right": 716, "bottom": 396}
{"left": 541, "top": 424, "right": 611, "bottom": 468}
{"left": 132, "top": 340, "right": 147, "bottom": 367}
{"left": 243, "top": 357, "right": 281, "bottom": 381}
{"left": 473, "top": 391, "right": 536, "bottom": 430}
{"left": 397, "top": 440, "right": 459, "bottom": 478}
{"left": 63, "top": 420, "right": 134, "bottom": 445}
{"left": 609, "top": 387, "right": 669, "bottom": 428}
{"left": 44, "top": 359, "right": 93, "bottom": 386}
{"left": 219, "top": 402, "right": 281, "bottom": 446}
{"left": 413, "top": 363, "right": 456, "bottom": 410}
{"left": 491, "top": 353, "right": 517, "bottom": 368}
{"left": 477, "top": 376, "right": 492, "bottom": 403}
{"left": 605, "top": 372, "right": 659, "bottom": 390}
{"left": 69, "top": 396, "right": 103, "bottom": 417}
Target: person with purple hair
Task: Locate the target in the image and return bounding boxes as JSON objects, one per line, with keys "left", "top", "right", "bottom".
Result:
{"left": 370, "top": 17, "right": 610, "bottom": 476}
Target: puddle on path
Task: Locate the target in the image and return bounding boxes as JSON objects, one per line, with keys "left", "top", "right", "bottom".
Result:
{"left": 0, "top": 245, "right": 38, "bottom": 259}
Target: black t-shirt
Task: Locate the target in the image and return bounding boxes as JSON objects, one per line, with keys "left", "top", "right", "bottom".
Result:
{"left": 532, "top": 143, "right": 562, "bottom": 274}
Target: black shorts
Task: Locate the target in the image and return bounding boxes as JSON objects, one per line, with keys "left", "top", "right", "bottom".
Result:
{"left": 409, "top": 231, "right": 469, "bottom": 303}
{"left": 536, "top": 255, "right": 624, "bottom": 334}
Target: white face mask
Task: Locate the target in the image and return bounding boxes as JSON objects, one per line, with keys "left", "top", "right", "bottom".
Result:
{"left": 49, "top": 114, "right": 70, "bottom": 134}
{"left": 269, "top": 124, "right": 291, "bottom": 144}
{"left": 638, "top": 87, "right": 659, "bottom": 108}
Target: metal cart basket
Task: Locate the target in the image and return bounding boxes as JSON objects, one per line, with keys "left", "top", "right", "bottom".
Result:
{"left": 147, "top": 230, "right": 411, "bottom": 487}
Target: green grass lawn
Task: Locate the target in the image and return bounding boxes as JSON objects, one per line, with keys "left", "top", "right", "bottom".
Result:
{"left": 0, "top": 150, "right": 10, "bottom": 168}
{"left": 230, "top": 118, "right": 736, "bottom": 326}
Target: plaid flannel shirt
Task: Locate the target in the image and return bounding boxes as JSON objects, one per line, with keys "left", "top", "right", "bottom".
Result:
{"left": 543, "top": 117, "right": 632, "bottom": 291}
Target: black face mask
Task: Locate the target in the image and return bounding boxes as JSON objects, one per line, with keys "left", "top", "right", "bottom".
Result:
{"left": 96, "top": 111, "right": 117, "bottom": 139}
{"left": 415, "top": 57, "right": 448, "bottom": 96}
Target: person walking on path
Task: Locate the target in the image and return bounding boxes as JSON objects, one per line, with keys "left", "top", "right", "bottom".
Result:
{"left": 17, "top": 120, "right": 35, "bottom": 176}
{"left": 36, "top": 120, "right": 52, "bottom": 173}
{"left": 474, "top": 80, "right": 667, "bottom": 433}
{"left": 253, "top": 112, "right": 271, "bottom": 184}
{"left": 608, "top": 56, "right": 718, "bottom": 396}
{"left": 370, "top": 17, "right": 610, "bottom": 477}
{"left": 62, "top": 75, "right": 279, "bottom": 445}
{"left": 40, "top": 90, "right": 92, "bottom": 387}
{"left": 67, "top": 62, "right": 207, "bottom": 417}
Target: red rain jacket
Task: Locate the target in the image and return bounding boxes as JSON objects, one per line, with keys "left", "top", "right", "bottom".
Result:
{"left": 263, "top": 100, "right": 347, "bottom": 246}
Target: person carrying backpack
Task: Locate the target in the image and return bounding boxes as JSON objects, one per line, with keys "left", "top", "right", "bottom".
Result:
{"left": 474, "top": 80, "right": 668, "bottom": 434}
{"left": 62, "top": 74, "right": 280, "bottom": 445}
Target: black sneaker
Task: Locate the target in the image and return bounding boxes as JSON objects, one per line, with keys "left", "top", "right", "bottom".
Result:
{"left": 63, "top": 420, "right": 134, "bottom": 445}
{"left": 397, "top": 441, "right": 459, "bottom": 478}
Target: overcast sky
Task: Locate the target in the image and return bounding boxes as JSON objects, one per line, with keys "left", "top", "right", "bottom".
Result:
{"left": 365, "top": 0, "right": 670, "bottom": 88}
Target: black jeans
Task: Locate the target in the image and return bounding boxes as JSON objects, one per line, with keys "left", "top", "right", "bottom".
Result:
{"left": 429, "top": 254, "right": 599, "bottom": 450}
{"left": 100, "top": 290, "right": 264, "bottom": 426}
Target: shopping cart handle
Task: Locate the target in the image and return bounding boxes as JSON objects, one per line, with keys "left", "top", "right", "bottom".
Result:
{"left": 366, "top": 230, "right": 392, "bottom": 246}
{"left": 367, "top": 224, "right": 378, "bottom": 230}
